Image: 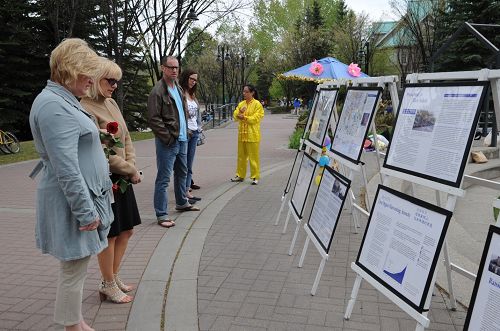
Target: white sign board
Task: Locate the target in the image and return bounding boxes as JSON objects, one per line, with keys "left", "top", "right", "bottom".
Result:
{"left": 308, "top": 88, "right": 338, "bottom": 147}
{"left": 331, "top": 87, "right": 382, "bottom": 163}
{"left": 291, "top": 153, "right": 318, "bottom": 218}
{"left": 307, "top": 166, "right": 350, "bottom": 253}
{"left": 465, "top": 225, "right": 500, "bottom": 330}
{"left": 384, "top": 82, "right": 488, "bottom": 187}
{"left": 356, "top": 185, "right": 452, "bottom": 312}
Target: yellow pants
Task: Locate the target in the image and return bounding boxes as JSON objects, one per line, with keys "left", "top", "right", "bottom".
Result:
{"left": 236, "top": 140, "right": 260, "bottom": 179}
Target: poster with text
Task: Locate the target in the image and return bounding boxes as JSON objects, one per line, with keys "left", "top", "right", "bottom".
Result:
{"left": 384, "top": 82, "right": 488, "bottom": 187}
{"left": 291, "top": 153, "right": 318, "bottom": 218}
{"left": 307, "top": 166, "right": 351, "bottom": 253}
{"left": 302, "top": 91, "right": 319, "bottom": 141}
{"left": 464, "top": 225, "right": 500, "bottom": 330}
{"left": 356, "top": 185, "right": 451, "bottom": 312}
{"left": 308, "top": 88, "right": 339, "bottom": 147}
{"left": 331, "top": 87, "right": 382, "bottom": 163}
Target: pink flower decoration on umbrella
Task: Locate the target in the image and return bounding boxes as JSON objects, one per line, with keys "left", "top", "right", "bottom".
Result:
{"left": 309, "top": 60, "right": 324, "bottom": 76}
{"left": 347, "top": 63, "right": 361, "bottom": 77}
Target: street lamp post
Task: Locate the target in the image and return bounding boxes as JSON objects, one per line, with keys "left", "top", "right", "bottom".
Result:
{"left": 176, "top": 0, "right": 198, "bottom": 71}
{"left": 217, "top": 45, "right": 231, "bottom": 105}
{"left": 357, "top": 41, "right": 370, "bottom": 75}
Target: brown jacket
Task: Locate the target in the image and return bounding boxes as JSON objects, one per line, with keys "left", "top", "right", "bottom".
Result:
{"left": 80, "top": 96, "right": 137, "bottom": 176}
{"left": 147, "top": 78, "right": 189, "bottom": 146}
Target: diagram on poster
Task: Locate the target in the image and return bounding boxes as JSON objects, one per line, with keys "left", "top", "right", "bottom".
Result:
{"left": 308, "top": 88, "right": 338, "bottom": 147}
{"left": 331, "top": 87, "right": 382, "bottom": 163}
{"left": 307, "top": 166, "right": 351, "bottom": 253}
{"left": 356, "top": 185, "right": 451, "bottom": 312}
{"left": 384, "top": 82, "right": 488, "bottom": 187}
{"left": 464, "top": 226, "right": 500, "bottom": 330}
{"left": 291, "top": 153, "right": 318, "bottom": 218}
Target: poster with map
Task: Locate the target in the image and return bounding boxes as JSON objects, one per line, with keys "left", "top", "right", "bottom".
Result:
{"left": 331, "top": 87, "right": 382, "bottom": 164}
{"left": 356, "top": 185, "right": 451, "bottom": 312}
{"left": 308, "top": 87, "right": 339, "bottom": 147}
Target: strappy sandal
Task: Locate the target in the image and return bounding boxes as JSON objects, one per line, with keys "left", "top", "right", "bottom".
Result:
{"left": 157, "top": 220, "right": 175, "bottom": 228}
{"left": 114, "top": 274, "right": 134, "bottom": 293}
{"left": 98, "top": 280, "right": 133, "bottom": 303}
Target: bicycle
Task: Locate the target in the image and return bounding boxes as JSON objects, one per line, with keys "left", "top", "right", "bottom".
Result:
{"left": 0, "top": 129, "right": 21, "bottom": 154}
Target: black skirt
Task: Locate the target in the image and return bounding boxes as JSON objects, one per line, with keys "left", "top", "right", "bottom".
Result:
{"left": 108, "top": 176, "right": 142, "bottom": 238}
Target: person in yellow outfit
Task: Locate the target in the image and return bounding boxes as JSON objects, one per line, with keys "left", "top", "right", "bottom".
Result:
{"left": 230, "top": 84, "right": 265, "bottom": 185}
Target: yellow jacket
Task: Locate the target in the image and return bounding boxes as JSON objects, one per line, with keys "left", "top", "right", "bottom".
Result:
{"left": 233, "top": 99, "right": 264, "bottom": 142}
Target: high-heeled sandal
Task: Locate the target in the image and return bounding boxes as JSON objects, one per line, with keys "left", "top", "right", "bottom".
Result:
{"left": 114, "top": 274, "right": 134, "bottom": 293}
{"left": 98, "top": 280, "right": 133, "bottom": 303}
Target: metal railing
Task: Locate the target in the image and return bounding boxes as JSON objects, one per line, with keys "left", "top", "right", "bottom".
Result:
{"left": 201, "top": 103, "right": 237, "bottom": 129}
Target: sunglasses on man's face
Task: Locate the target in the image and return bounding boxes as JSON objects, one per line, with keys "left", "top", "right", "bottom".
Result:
{"left": 105, "top": 78, "right": 120, "bottom": 86}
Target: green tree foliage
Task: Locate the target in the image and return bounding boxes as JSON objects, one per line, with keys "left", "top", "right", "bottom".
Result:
{"left": 435, "top": 0, "right": 500, "bottom": 71}
{"left": 0, "top": 1, "right": 49, "bottom": 138}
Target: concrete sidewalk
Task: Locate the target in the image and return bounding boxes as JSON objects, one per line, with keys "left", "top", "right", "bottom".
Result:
{"left": 0, "top": 111, "right": 484, "bottom": 330}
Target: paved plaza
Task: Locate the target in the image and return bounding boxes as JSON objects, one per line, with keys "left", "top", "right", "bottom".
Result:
{"left": 0, "top": 112, "right": 491, "bottom": 330}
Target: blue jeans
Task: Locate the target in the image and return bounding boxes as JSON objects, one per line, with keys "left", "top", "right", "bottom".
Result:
{"left": 186, "top": 130, "right": 199, "bottom": 190}
{"left": 153, "top": 138, "right": 189, "bottom": 220}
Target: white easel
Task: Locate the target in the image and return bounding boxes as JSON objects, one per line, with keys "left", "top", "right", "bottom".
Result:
{"left": 344, "top": 169, "right": 465, "bottom": 330}
{"left": 275, "top": 83, "right": 341, "bottom": 227}
{"left": 293, "top": 77, "right": 400, "bottom": 295}
{"left": 345, "top": 73, "right": 494, "bottom": 330}
{"left": 404, "top": 69, "right": 500, "bottom": 310}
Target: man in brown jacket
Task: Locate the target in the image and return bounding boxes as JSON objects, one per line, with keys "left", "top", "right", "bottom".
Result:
{"left": 147, "top": 56, "right": 200, "bottom": 228}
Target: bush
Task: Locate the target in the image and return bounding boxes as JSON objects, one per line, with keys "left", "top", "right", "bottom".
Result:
{"left": 288, "top": 128, "right": 304, "bottom": 149}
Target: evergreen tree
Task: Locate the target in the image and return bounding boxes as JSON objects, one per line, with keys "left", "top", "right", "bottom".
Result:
{"left": 435, "top": 0, "right": 500, "bottom": 70}
{"left": 335, "top": 0, "right": 349, "bottom": 23}
{"left": 0, "top": 1, "right": 48, "bottom": 138}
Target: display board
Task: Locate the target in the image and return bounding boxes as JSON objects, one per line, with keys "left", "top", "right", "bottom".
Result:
{"left": 464, "top": 225, "right": 500, "bottom": 330}
{"left": 331, "top": 87, "right": 382, "bottom": 164}
{"left": 356, "top": 185, "right": 452, "bottom": 313}
{"left": 302, "top": 91, "right": 319, "bottom": 141}
{"left": 291, "top": 153, "right": 318, "bottom": 218}
{"left": 384, "top": 82, "right": 488, "bottom": 187}
{"left": 307, "top": 166, "right": 351, "bottom": 253}
{"left": 307, "top": 87, "right": 339, "bottom": 147}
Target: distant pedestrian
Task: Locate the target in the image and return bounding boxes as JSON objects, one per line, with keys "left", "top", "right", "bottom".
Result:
{"left": 29, "top": 38, "right": 109, "bottom": 331}
{"left": 81, "top": 58, "right": 141, "bottom": 304}
{"left": 230, "top": 84, "right": 264, "bottom": 185}
{"left": 293, "top": 98, "right": 301, "bottom": 115}
{"left": 147, "top": 56, "right": 200, "bottom": 229}
{"left": 179, "top": 68, "right": 202, "bottom": 202}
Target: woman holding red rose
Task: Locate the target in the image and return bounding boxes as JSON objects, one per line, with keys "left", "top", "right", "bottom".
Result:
{"left": 81, "top": 58, "right": 141, "bottom": 304}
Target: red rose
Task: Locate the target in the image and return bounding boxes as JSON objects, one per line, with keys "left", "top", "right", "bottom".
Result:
{"left": 106, "top": 122, "right": 119, "bottom": 135}
{"left": 112, "top": 183, "right": 119, "bottom": 192}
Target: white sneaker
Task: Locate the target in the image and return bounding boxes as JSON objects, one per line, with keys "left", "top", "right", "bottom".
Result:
{"left": 251, "top": 179, "right": 258, "bottom": 185}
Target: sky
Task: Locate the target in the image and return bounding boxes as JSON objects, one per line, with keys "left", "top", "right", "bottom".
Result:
{"left": 345, "top": 0, "right": 396, "bottom": 21}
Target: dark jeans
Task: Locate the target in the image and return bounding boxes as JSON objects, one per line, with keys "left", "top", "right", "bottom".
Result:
{"left": 186, "top": 130, "right": 199, "bottom": 190}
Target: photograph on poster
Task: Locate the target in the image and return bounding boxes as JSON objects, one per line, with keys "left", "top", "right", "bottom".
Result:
{"left": 291, "top": 153, "right": 318, "bottom": 218}
{"left": 356, "top": 185, "right": 451, "bottom": 312}
{"left": 331, "top": 87, "right": 382, "bottom": 163}
{"left": 308, "top": 88, "right": 338, "bottom": 147}
{"left": 464, "top": 226, "right": 500, "bottom": 330}
{"left": 307, "top": 167, "right": 351, "bottom": 252}
{"left": 384, "top": 82, "right": 488, "bottom": 187}
{"left": 302, "top": 92, "right": 319, "bottom": 140}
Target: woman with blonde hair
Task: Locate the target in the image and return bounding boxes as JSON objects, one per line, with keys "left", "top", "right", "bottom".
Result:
{"left": 81, "top": 57, "right": 141, "bottom": 304}
{"left": 30, "top": 38, "right": 111, "bottom": 331}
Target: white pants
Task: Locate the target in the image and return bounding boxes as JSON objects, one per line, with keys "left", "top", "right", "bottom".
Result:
{"left": 53, "top": 256, "right": 90, "bottom": 329}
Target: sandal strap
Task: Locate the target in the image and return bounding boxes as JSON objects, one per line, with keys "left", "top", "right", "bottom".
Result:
{"left": 114, "top": 274, "right": 133, "bottom": 292}
{"left": 99, "top": 280, "right": 129, "bottom": 303}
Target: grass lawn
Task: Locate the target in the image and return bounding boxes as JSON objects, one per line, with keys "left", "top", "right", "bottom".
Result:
{"left": 0, "top": 131, "right": 155, "bottom": 166}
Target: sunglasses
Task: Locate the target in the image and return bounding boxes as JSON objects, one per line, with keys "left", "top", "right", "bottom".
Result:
{"left": 105, "top": 78, "right": 120, "bottom": 86}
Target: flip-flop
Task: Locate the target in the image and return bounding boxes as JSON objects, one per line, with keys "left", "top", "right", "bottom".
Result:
{"left": 157, "top": 220, "right": 175, "bottom": 228}
{"left": 175, "top": 205, "right": 201, "bottom": 212}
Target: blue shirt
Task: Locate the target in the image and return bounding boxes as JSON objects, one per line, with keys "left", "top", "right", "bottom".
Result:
{"left": 168, "top": 85, "right": 187, "bottom": 141}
